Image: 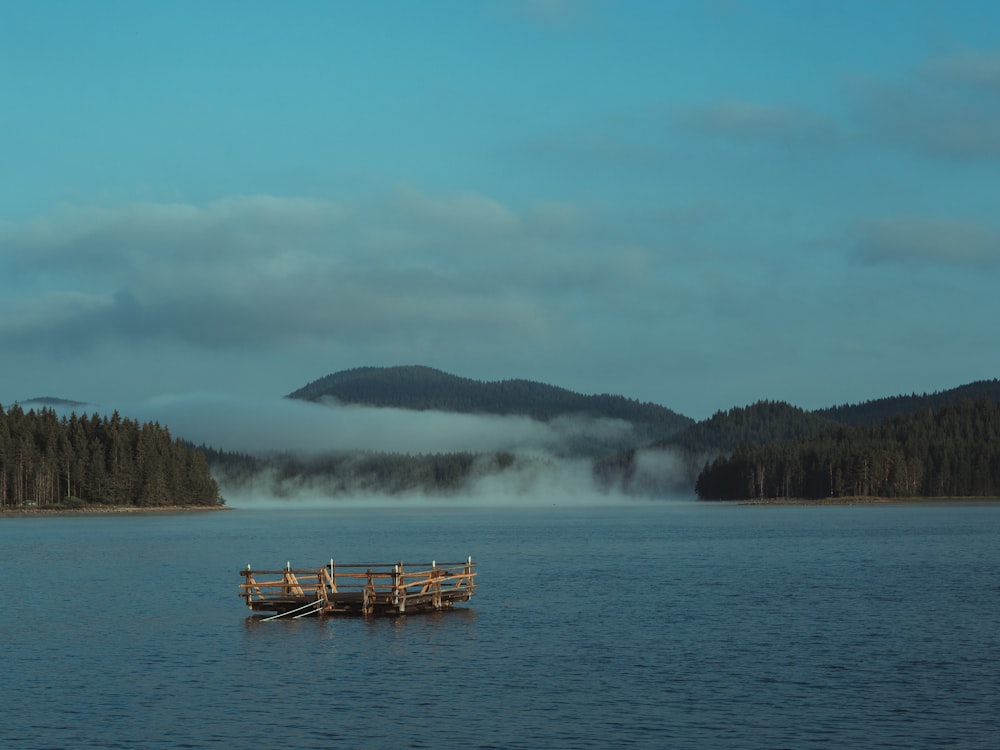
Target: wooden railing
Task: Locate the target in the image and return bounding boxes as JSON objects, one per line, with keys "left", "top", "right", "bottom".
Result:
{"left": 238, "top": 558, "right": 477, "bottom": 617}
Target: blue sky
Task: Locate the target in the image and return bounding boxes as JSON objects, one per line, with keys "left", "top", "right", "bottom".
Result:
{"left": 3, "top": 0, "right": 1000, "bottom": 427}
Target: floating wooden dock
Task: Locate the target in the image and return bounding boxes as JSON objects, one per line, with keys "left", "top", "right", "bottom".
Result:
{"left": 238, "top": 558, "right": 477, "bottom": 619}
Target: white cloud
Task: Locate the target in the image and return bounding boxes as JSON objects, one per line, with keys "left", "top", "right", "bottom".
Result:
{"left": 4, "top": 197, "right": 347, "bottom": 269}
{"left": 922, "top": 50, "right": 1000, "bottom": 92}
{"left": 393, "top": 185, "right": 521, "bottom": 234}
{"left": 850, "top": 50, "right": 1000, "bottom": 160}
{"left": 853, "top": 217, "right": 1000, "bottom": 267}
{"left": 677, "top": 99, "right": 838, "bottom": 145}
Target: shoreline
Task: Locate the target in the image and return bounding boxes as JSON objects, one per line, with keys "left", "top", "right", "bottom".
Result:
{"left": 4, "top": 497, "right": 999, "bottom": 514}
{"left": 0, "top": 504, "right": 232, "bottom": 516}
{"left": 736, "top": 496, "right": 1000, "bottom": 506}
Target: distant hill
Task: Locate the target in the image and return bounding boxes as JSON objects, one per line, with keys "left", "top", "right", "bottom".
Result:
{"left": 287, "top": 365, "right": 694, "bottom": 441}
{"left": 814, "top": 379, "right": 1000, "bottom": 426}
{"left": 16, "top": 396, "right": 89, "bottom": 409}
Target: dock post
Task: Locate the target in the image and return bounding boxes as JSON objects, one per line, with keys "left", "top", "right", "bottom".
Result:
{"left": 396, "top": 561, "right": 406, "bottom": 614}
{"left": 363, "top": 568, "right": 375, "bottom": 616}
{"left": 431, "top": 560, "right": 442, "bottom": 609}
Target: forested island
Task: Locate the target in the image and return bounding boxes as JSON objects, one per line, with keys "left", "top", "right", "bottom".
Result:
{"left": 0, "top": 404, "right": 223, "bottom": 510}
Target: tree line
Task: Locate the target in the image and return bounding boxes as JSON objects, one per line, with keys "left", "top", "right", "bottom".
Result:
{"left": 0, "top": 405, "right": 222, "bottom": 509}
{"left": 695, "top": 398, "right": 1000, "bottom": 500}
{"left": 203, "top": 445, "right": 522, "bottom": 497}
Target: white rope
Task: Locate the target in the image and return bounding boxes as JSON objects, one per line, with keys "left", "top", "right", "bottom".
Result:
{"left": 293, "top": 601, "right": 325, "bottom": 619}
{"left": 261, "top": 598, "right": 324, "bottom": 621}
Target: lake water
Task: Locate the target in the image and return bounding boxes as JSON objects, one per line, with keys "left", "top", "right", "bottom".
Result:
{"left": 2, "top": 500, "right": 999, "bottom": 749}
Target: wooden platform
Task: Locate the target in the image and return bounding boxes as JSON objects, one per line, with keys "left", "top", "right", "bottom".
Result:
{"left": 238, "top": 558, "right": 477, "bottom": 619}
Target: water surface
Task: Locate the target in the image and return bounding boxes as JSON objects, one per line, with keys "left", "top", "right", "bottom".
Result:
{"left": 2, "top": 501, "right": 999, "bottom": 748}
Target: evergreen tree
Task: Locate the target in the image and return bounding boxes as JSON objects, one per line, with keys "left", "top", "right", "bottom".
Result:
{"left": 0, "top": 407, "right": 222, "bottom": 508}
{"left": 696, "top": 398, "right": 1000, "bottom": 501}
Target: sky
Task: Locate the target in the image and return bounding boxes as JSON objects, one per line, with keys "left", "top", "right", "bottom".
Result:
{"left": 3, "top": 0, "right": 1000, "bottom": 436}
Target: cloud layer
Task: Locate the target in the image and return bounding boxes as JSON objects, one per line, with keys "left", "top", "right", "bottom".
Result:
{"left": 854, "top": 217, "right": 1000, "bottom": 266}
{"left": 0, "top": 192, "right": 565, "bottom": 355}
{"left": 850, "top": 51, "right": 1000, "bottom": 160}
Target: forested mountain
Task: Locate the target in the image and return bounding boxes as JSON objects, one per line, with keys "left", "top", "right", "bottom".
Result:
{"left": 696, "top": 398, "right": 1000, "bottom": 501}
{"left": 815, "top": 379, "right": 1000, "bottom": 426}
{"left": 0, "top": 404, "right": 222, "bottom": 509}
{"left": 287, "top": 365, "right": 693, "bottom": 440}
{"left": 658, "top": 382, "right": 1000, "bottom": 459}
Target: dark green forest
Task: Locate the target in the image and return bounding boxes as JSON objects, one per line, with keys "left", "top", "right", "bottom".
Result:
{"left": 0, "top": 405, "right": 222, "bottom": 509}
{"left": 695, "top": 398, "right": 1000, "bottom": 500}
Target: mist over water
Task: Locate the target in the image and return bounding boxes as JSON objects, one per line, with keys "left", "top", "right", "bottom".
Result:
{"left": 219, "top": 455, "right": 676, "bottom": 511}
{"left": 125, "top": 393, "right": 638, "bottom": 455}
{"left": 37, "top": 392, "right": 693, "bottom": 505}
